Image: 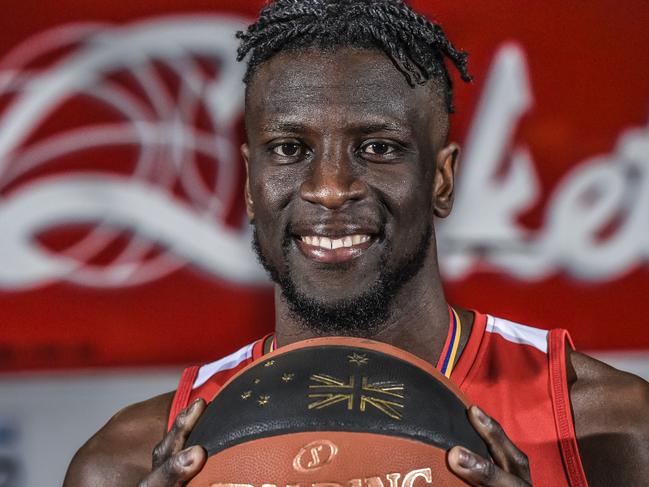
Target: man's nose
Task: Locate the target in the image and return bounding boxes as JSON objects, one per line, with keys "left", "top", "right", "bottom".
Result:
{"left": 299, "top": 153, "right": 368, "bottom": 209}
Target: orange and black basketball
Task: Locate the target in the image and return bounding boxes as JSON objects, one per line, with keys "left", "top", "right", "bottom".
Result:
{"left": 186, "top": 337, "right": 488, "bottom": 487}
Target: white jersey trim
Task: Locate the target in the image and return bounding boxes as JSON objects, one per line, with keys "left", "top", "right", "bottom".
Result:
{"left": 193, "top": 342, "right": 254, "bottom": 389}
{"left": 485, "top": 315, "right": 548, "bottom": 354}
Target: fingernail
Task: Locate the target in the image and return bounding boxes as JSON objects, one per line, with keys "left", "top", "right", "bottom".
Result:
{"left": 179, "top": 404, "right": 196, "bottom": 423}
{"left": 189, "top": 398, "right": 202, "bottom": 411}
{"left": 457, "top": 447, "right": 477, "bottom": 469}
{"left": 179, "top": 447, "right": 195, "bottom": 467}
{"left": 473, "top": 406, "right": 489, "bottom": 426}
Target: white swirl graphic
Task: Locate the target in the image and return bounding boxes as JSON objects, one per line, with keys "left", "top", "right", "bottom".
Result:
{"left": 0, "top": 15, "right": 269, "bottom": 289}
{"left": 0, "top": 26, "right": 646, "bottom": 290}
{"left": 439, "top": 44, "right": 649, "bottom": 281}
{"left": 0, "top": 176, "right": 264, "bottom": 287}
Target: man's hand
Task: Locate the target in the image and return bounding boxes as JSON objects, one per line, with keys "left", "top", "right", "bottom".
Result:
{"left": 448, "top": 406, "right": 532, "bottom": 486}
{"left": 138, "top": 398, "right": 208, "bottom": 487}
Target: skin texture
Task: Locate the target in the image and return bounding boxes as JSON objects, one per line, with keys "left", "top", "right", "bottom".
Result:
{"left": 64, "top": 48, "right": 649, "bottom": 486}
{"left": 242, "top": 48, "right": 454, "bottom": 361}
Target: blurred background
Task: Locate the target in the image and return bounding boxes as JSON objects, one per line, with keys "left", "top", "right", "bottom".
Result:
{"left": 0, "top": 0, "right": 648, "bottom": 485}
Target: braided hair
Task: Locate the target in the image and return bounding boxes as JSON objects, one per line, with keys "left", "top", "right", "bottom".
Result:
{"left": 236, "top": 0, "right": 471, "bottom": 113}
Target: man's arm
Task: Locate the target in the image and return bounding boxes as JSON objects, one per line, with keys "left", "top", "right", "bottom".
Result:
{"left": 570, "top": 350, "right": 649, "bottom": 486}
{"left": 63, "top": 392, "right": 205, "bottom": 487}
{"left": 446, "top": 348, "right": 649, "bottom": 487}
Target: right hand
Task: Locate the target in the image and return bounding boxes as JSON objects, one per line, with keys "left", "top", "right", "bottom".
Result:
{"left": 447, "top": 406, "right": 531, "bottom": 486}
{"left": 138, "top": 398, "right": 208, "bottom": 486}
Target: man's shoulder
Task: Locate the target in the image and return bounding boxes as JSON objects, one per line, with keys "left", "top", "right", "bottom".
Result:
{"left": 570, "top": 350, "right": 649, "bottom": 429}
{"left": 569, "top": 350, "right": 649, "bottom": 485}
{"left": 63, "top": 391, "right": 174, "bottom": 487}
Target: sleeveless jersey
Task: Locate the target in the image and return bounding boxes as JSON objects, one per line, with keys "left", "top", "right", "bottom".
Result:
{"left": 168, "top": 311, "right": 589, "bottom": 487}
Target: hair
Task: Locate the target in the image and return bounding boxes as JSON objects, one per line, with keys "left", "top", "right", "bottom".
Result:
{"left": 236, "top": 0, "right": 471, "bottom": 113}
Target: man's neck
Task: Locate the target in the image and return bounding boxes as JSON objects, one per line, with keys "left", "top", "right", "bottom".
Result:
{"left": 272, "top": 260, "right": 467, "bottom": 366}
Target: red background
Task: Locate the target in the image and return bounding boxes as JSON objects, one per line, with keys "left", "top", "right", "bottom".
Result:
{"left": 1, "top": 0, "right": 648, "bottom": 371}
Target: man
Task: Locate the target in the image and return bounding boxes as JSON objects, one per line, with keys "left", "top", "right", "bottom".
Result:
{"left": 64, "top": 1, "right": 649, "bottom": 485}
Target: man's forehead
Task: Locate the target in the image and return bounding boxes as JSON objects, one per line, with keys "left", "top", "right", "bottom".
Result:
{"left": 265, "top": 81, "right": 406, "bottom": 107}
{"left": 256, "top": 48, "right": 406, "bottom": 86}
{"left": 246, "top": 47, "right": 441, "bottom": 125}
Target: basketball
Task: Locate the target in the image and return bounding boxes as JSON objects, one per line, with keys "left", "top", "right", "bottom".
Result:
{"left": 185, "top": 337, "right": 488, "bottom": 487}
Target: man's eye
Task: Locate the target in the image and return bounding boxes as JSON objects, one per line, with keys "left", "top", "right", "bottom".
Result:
{"left": 362, "top": 142, "right": 395, "bottom": 156}
{"left": 272, "top": 143, "right": 301, "bottom": 157}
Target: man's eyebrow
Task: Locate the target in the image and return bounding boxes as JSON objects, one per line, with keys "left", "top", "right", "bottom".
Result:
{"left": 260, "top": 121, "right": 409, "bottom": 134}
{"left": 356, "top": 122, "right": 406, "bottom": 134}
{"left": 260, "top": 121, "right": 307, "bottom": 133}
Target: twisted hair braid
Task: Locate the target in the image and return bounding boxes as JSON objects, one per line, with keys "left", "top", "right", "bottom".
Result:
{"left": 237, "top": 0, "right": 471, "bottom": 112}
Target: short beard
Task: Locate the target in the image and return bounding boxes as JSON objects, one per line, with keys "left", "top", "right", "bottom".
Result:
{"left": 252, "top": 224, "right": 432, "bottom": 337}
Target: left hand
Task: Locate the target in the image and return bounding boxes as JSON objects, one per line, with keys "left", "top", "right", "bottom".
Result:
{"left": 447, "top": 405, "right": 532, "bottom": 486}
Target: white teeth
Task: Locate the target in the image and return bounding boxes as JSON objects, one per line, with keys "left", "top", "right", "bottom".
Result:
{"left": 302, "top": 234, "right": 372, "bottom": 250}
{"left": 353, "top": 235, "right": 370, "bottom": 244}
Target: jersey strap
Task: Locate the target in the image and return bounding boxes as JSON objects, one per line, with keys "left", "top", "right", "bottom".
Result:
{"left": 549, "top": 328, "right": 589, "bottom": 487}
{"left": 167, "top": 365, "right": 200, "bottom": 431}
{"left": 166, "top": 335, "right": 269, "bottom": 431}
{"left": 457, "top": 314, "right": 587, "bottom": 486}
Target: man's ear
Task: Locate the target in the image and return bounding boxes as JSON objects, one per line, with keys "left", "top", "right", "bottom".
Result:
{"left": 241, "top": 143, "right": 255, "bottom": 221}
{"left": 433, "top": 143, "right": 460, "bottom": 218}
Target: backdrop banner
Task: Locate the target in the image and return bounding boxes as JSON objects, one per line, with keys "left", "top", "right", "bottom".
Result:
{"left": 1, "top": 0, "right": 648, "bottom": 371}
{"left": 0, "top": 370, "right": 180, "bottom": 486}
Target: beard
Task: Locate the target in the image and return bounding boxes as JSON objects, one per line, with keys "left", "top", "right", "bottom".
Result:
{"left": 252, "top": 223, "right": 432, "bottom": 337}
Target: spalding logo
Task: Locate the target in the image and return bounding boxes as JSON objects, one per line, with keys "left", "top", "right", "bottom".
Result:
{"left": 293, "top": 440, "right": 339, "bottom": 473}
{"left": 210, "top": 467, "right": 435, "bottom": 487}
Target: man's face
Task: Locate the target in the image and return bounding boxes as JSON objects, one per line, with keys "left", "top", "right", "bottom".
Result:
{"left": 243, "top": 47, "right": 456, "bottom": 334}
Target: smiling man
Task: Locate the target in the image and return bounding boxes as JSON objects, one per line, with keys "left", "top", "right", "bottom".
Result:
{"left": 65, "top": 1, "right": 649, "bottom": 486}
{"left": 244, "top": 44, "right": 453, "bottom": 340}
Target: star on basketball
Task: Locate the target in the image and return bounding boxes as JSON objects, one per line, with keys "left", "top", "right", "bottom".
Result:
{"left": 257, "top": 395, "right": 270, "bottom": 406}
{"left": 348, "top": 352, "right": 369, "bottom": 366}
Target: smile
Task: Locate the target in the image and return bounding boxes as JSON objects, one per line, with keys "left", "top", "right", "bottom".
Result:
{"left": 301, "top": 234, "right": 371, "bottom": 249}
{"left": 296, "top": 234, "right": 376, "bottom": 263}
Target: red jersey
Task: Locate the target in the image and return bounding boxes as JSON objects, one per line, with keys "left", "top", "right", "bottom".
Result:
{"left": 169, "top": 311, "right": 589, "bottom": 486}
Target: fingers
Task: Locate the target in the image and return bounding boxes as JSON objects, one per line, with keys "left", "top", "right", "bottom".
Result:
{"left": 152, "top": 399, "right": 206, "bottom": 468}
{"left": 138, "top": 445, "right": 206, "bottom": 487}
{"left": 447, "top": 406, "right": 532, "bottom": 486}
{"left": 467, "top": 406, "right": 531, "bottom": 481}
{"left": 447, "top": 446, "right": 529, "bottom": 487}
{"left": 139, "top": 398, "right": 207, "bottom": 487}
